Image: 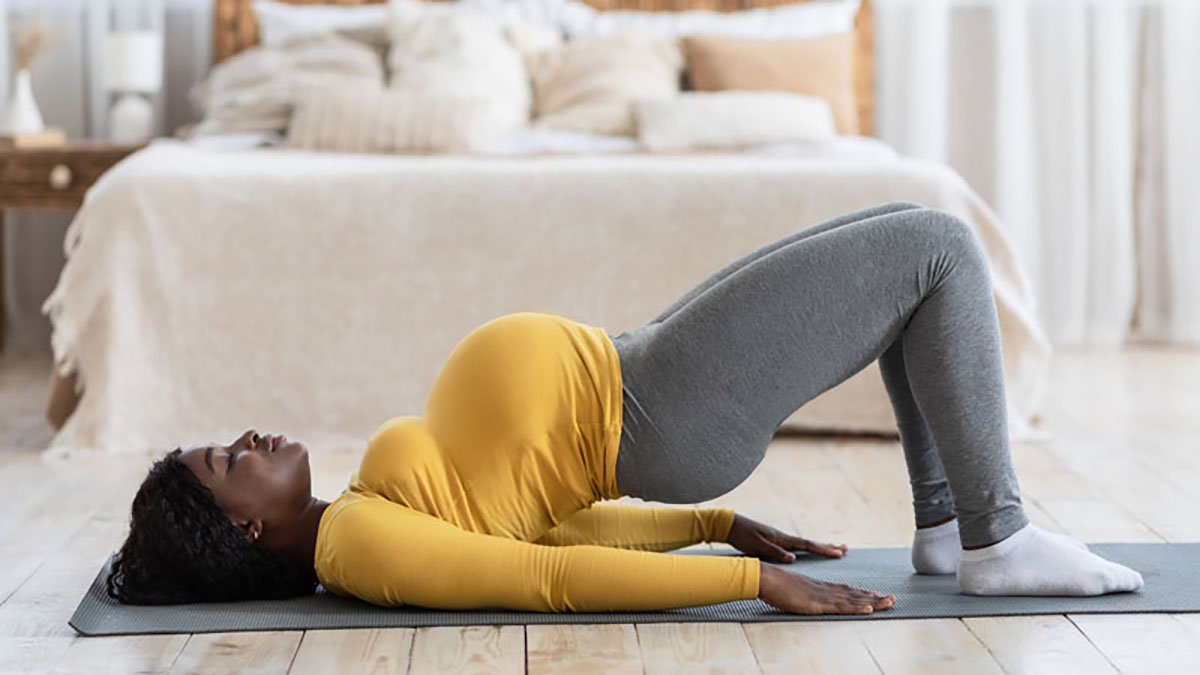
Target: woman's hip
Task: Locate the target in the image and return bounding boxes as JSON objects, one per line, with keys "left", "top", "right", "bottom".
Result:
{"left": 611, "top": 324, "right": 775, "bottom": 503}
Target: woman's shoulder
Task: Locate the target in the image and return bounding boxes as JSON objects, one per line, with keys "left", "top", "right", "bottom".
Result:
{"left": 314, "top": 489, "right": 441, "bottom": 600}
{"left": 317, "top": 489, "right": 451, "bottom": 550}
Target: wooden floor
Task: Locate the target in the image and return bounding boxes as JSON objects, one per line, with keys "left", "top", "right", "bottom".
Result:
{"left": 1, "top": 345, "right": 1198, "bottom": 674}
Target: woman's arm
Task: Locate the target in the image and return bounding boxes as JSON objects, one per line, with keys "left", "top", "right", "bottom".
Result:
{"left": 321, "top": 498, "right": 758, "bottom": 612}
{"left": 532, "top": 504, "right": 736, "bottom": 551}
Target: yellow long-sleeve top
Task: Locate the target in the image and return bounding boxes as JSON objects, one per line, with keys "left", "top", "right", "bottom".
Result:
{"left": 313, "top": 312, "right": 761, "bottom": 611}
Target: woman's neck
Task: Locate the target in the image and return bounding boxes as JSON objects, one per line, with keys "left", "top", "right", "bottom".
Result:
{"left": 279, "top": 498, "right": 330, "bottom": 570}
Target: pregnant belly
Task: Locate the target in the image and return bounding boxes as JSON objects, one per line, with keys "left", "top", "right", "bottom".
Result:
{"left": 424, "top": 313, "right": 571, "bottom": 444}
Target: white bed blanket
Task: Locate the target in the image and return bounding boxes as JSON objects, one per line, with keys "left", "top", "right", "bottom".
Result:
{"left": 43, "top": 140, "right": 1052, "bottom": 457}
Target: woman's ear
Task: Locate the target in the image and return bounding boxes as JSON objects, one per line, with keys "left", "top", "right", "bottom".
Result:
{"left": 241, "top": 518, "right": 264, "bottom": 544}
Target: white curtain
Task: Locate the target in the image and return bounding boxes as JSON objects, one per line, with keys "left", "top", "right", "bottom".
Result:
{"left": 2, "top": 0, "right": 1198, "bottom": 357}
{"left": 1156, "top": 0, "right": 1200, "bottom": 342}
{"left": 876, "top": 0, "right": 1200, "bottom": 346}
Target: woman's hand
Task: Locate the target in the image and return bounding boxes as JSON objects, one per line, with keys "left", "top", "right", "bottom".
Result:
{"left": 725, "top": 513, "right": 849, "bottom": 563}
{"left": 758, "top": 562, "right": 897, "bottom": 615}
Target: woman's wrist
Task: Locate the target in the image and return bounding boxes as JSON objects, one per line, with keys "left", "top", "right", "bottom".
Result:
{"left": 712, "top": 508, "right": 738, "bottom": 543}
{"left": 757, "top": 560, "right": 775, "bottom": 599}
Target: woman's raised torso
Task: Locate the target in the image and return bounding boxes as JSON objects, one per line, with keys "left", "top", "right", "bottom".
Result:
{"left": 329, "top": 312, "right": 625, "bottom": 542}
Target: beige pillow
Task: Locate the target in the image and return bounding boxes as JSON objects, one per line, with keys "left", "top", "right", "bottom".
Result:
{"left": 526, "top": 35, "right": 684, "bottom": 136}
{"left": 682, "top": 33, "right": 859, "bottom": 135}
{"left": 190, "top": 32, "right": 384, "bottom": 137}
{"left": 286, "top": 86, "right": 492, "bottom": 154}
{"left": 635, "top": 91, "right": 837, "bottom": 152}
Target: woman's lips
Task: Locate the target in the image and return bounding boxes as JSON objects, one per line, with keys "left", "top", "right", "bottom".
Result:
{"left": 268, "top": 434, "right": 286, "bottom": 451}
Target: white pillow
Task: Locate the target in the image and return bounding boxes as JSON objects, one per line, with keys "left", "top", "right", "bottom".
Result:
{"left": 635, "top": 91, "right": 837, "bottom": 152}
{"left": 558, "top": 0, "right": 861, "bottom": 39}
{"left": 252, "top": 0, "right": 389, "bottom": 45}
{"left": 504, "top": 22, "right": 563, "bottom": 54}
{"left": 386, "top": 0, "right": 532, "bottom": 131}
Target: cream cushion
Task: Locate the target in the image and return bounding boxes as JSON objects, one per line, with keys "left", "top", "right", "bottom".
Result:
{"left": 190, "top": 32, "right": 384, "bottom": 137}
{"left": 526, "top": 34, "right": 683, "bottom": 136}
{"left": 386, "top": 0, "right": 532, "bottom": 131}
{"left": 682, "top": 32, "right": 860, "bottom": 135}
{"left": 286, "top": 85, "right": 493, "bottom": 154}
{"left": 635, "top": 91, "right": 837, "bottom": 152}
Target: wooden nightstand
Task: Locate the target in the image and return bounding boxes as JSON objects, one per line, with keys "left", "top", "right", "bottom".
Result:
{"left": 0, "top": 142, "right": 144, "bottom": 354}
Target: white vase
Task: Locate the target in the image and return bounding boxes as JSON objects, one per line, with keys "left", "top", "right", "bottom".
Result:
{"left": 4, "top": 69, "right": 45, "bottom": 135}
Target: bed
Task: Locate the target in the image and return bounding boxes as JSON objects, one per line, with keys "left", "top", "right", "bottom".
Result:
{"left": 41, "top": 0, "right": 1053, "bottom": 456}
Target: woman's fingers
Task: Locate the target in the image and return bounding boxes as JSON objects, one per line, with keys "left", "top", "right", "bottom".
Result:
{"left": 811, "top": 541, "right": 848, "bottom": 557}
{"left": 780, "top": 534, "right": 848, "bottom": 558}
{"left": 843, "top": 594, "right": 894, "bottom": 613}
{"left": 829, "top": 601, "right": 874, "bottom": 614}
{"left": 812, "top": 540, "right": 850, "bottom": 557}
{"left": 822, "top": 593, "right": 885, "bottom": 615}
{"left": 865, "top": 594, "right": 896, "bottom": 611}
{"left": 821, "top": 580, "right": 897, "bottom": 612}
{"left": 763, "top": 540, "right": 798, "bottom": 563}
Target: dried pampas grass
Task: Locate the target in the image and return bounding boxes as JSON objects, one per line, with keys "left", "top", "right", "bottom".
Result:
{"left": 14, "top": 8, "right": 64, "bottom": 71}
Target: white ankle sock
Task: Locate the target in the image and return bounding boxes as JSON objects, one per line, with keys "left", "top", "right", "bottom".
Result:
{"left": 912, "top": 518, "right": 961, "bottom": 575}
{"left": 913, "top": 517, "right": 1091, "bottom": 576}
{"left": 957, "top": 523, "right": 1144, "bottom": 596}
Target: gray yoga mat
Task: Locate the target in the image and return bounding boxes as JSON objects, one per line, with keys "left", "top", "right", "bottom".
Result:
{"left": 70, "top": 543, "right": 1200, "bottom": 636}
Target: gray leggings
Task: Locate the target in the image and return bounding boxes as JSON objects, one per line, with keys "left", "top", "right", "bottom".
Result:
{"left": 609, "top": 201, "right": 1030, "bottom": 548}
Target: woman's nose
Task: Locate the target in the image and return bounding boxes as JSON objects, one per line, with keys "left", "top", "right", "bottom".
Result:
{"left": 241, "top": 429, "right": 260, "bottom": 447}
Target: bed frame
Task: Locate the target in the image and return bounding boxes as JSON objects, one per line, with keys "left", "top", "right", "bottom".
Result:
{"left": 212, "top": 0, "right": 876, "bottom": 136}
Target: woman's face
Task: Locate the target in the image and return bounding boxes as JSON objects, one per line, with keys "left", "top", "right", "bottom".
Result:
{"left": 177, "top": 429, "right": 311, "bottom": 545}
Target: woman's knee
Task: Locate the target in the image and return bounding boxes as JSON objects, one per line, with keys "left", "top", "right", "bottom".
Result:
{"left": 907, "top": 209, "right": 985, "bottom": 257}
{"left": 915, "top": 210, "right": 992, "bottom": 283}
{"left": 876, "top": 208, "right": 991, "bottom": 287}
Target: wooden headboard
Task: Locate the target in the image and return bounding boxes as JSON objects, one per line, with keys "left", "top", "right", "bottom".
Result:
{"left": 213, "top": 0, "right": 875, "bottom": 136}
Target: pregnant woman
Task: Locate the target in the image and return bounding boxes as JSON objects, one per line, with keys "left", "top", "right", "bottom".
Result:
{"left": 107, "top": 201, "right": 1143, "bottom": 612}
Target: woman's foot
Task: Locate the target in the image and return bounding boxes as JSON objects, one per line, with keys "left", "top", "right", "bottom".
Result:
{"left": 912, "top": 517, "right": 1090, "bottom": 575}
{"left": 912, "top": 517, "right": 961, "bottom": 574}
{"left": 957, "top": 523, "right": 1143, "bottom": 595}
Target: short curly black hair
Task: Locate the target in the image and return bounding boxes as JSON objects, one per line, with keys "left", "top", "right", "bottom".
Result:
{"left": 106, "top": 447, "right": 318, "bottom": 605}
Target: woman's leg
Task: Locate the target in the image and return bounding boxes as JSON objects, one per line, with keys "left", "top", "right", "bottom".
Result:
{"left": 612, "top": 206, "right": 1022, "bottom": 545}
{"left": 880, "top": 335, "right": 957, "bottom": 528}
{"left": 622, "top": 201, "right": 958, "bottom": 533}
{"left": 612, "top": 206, "right": 1142, "bottom": 595}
